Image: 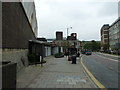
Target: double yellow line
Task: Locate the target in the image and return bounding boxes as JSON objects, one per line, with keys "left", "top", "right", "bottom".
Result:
{"left": 80, "top": 57, "right": 107, "bottom": 90}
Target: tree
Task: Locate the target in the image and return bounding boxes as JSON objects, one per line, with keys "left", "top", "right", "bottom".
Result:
{"left": 102, "top": 44, "right": 109, "bottom": 51}
{"left": 83, "top": 40, "right": 101, "bottom": 51}
{"left": 91, "top": 40, "right": 101, "bottom": 51}
{"left": 84, "top": 42, "right": 92, "bottom": 50}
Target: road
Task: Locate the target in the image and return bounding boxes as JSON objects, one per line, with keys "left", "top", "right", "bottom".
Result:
{"left": 82, "top": 52, "right": 119, "bottom": 88}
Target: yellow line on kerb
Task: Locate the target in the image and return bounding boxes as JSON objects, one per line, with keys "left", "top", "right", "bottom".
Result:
{"left": 81, "top": 57, "right": 107, "bottom": 90}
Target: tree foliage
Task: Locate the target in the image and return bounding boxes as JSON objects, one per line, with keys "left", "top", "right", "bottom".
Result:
{"left": 102, "top": 44, "right": 109, "bottom": 51}
{"left": 83, "top": 40, "right": 101, "bottom": 51}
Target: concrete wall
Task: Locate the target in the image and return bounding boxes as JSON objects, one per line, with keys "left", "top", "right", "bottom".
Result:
{"left": 2, "top": 2, "right": 36, "bottom": 49}
{"left": 2, "top": 2, "right": 37, "bottom": 72}
{"left": 2, "top": 49, "right": 29, "bottom": 72}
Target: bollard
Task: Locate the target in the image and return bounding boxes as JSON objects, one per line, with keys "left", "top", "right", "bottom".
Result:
{"left": 40, "top": 56, "right": 43, "bottom": 67}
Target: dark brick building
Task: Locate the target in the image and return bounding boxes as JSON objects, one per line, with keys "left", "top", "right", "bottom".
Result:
{"left": 2, "top": 2, "right": 36, "bottom": 49}
{"left": 67, "top": 33, "right": 77, "bottom": 40}
{"left": 71, "top": 33, "right": 77, "bottom": 40}
{"left": 2, "top": 2, "right": 38, "bottom": 73}
{"left": 56, "top": 31, "right": 63, "bottom": 40}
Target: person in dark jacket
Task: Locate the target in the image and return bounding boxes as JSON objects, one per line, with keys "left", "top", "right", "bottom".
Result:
{"left": 77, "top": 52, "right": 80, "bottom": 57}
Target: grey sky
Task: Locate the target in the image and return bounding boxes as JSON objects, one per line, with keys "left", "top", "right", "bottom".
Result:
{"left": 34, "top": 0, "right": 119, "bottom": 41}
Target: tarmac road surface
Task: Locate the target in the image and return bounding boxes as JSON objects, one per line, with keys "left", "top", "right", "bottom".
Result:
{"left": 82, "top": 52, "right": 118, "bottom": 88}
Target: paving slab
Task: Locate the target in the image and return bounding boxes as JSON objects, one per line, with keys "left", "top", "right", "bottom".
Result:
{"left": 17, "top": 56, "right": 96, "bottom": 88}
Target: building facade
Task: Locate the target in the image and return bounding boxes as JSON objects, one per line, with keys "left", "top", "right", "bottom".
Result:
{"left": 21, "top": 0, "right": 38, "bottom": 37}
{"left": 118, "top": 1, "right": 120, "bottom": 17}
{"left": 2, "top": 2, "right": 38, "bottom": 72}
{"left": 101, "top": 24, "right": 109, "bottom": 46}
{"left": 100, "top": 24, "right": 109, "bottom": 51}
{"left": 71, "top": 33, "right": 77, "bottom": 40}
{"left": 109, "top": 17, "right": 120, "bottom": 50}
{"left": 56, "top": 31, "right": 63, "bottom": 40}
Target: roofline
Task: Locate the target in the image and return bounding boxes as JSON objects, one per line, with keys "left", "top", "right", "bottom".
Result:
{"left": 109, "top": 17, "right": 120, "bottom": 28}
{"left": 29, "top": 40, "right": 51, "bottom": 46}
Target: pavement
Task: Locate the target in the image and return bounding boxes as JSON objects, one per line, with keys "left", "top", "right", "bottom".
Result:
{"left": 17, "top": 56, "right": 96, "bottom": 88}
{"left": 97, "top": 52, "right": 120, "bottom": 58}
{"left": 95, "top": 52, "right": 120, "bottom": 61}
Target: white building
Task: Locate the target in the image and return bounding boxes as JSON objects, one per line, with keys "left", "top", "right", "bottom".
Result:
{"left": 45, "top": 46, "right": 51, "bottom": 56}
{"left": 101, "top": 24, "right": 109, "bottom": 45}
{"left": 109, "top": 17, "right": 120, "bottom": 50}
{"left": 21, "top": 0, "right": 38, "bottom": 37}
{"left": 118, "top": 1, "right": 120, "bottom": 17}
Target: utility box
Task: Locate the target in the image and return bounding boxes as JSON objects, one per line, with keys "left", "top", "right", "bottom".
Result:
{"left": 2, "top": 61, "right": 17, "bottom": 89}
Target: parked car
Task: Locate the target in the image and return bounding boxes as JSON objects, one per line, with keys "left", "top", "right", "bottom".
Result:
{"left": 112, "top": 50, "right": 116, "bottom": 54}
{"left": 85, "top": 50, "right": 92, "bottom": 55}
{"left": 100, "top": 50, "right": 104, "bottom": 53}
{"left": 81, "top": 50, "right": 86, "bottom": 54}
{"left": 112, "top": 50, "right": 120, "bottom": 55}
{"left": 104, "top": 50, "right": 111, "bottom": 54}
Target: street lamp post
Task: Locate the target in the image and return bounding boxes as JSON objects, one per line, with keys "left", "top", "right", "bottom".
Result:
{"left": 67, "top": 27, "right": 72, "bottom": 37}
{"left": 66, "top": 27, "right": 72, "bottom": 54}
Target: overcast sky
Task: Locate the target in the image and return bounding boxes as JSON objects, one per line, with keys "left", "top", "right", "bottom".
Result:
{"left": 34, "top": 0, "right": 119, "bottom": 41}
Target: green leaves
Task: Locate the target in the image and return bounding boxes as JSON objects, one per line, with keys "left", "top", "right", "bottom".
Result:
{"left": 83, "top": 40, "right": 101, "bottom": 51}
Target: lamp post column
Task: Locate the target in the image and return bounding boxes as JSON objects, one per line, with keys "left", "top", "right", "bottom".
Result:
{"left": 66, "top": 27, "right": 72, "bottom": 54}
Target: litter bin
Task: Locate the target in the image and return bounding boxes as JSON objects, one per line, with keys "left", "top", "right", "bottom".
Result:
{"left": 68, "top": 55, "right": 72, "bottom": 61}
{"left": 2, "top": 61, "right": 17, "bottom": 89}
{"left": 72, "top": 55, "right": 76, "bottom": 64}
